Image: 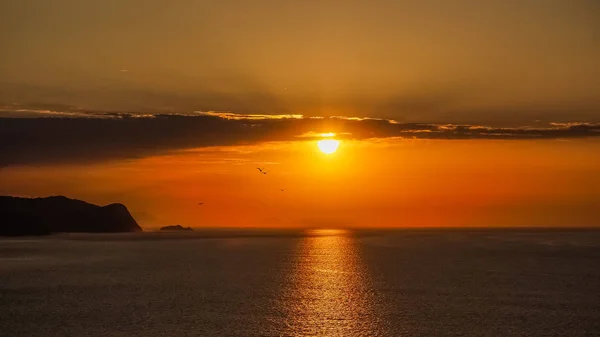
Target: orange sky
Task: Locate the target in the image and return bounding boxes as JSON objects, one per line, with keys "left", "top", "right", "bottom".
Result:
{"left": 2, "top": 138, "right": 599, "bottom": 228}
{"left": 2, "top": 1, "right": 599, "bottom": 123}
{"left": 1, "top": 1, "right": 599, "bottom": 228}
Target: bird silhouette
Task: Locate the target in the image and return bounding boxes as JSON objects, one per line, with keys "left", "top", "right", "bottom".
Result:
{"left": 257, "top": 167, "right": 268, "bottom": 174}
{"left": 280, "top": 189, "right": 286, "bottom": 192}
{"left": 197, "top": 202, "right": 204, "bottom": 206}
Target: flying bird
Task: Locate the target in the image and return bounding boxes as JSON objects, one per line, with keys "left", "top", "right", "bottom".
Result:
{"left": 280, "top": 189, "right": 286, "bottom": 192}
{"left": 257, "top": 167, "right": 268, "bottom": 174}
{"left": 197, "top": 202, "right": 204, "bottom": 206}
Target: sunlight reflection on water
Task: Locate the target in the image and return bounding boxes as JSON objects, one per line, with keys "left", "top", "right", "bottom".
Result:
{"left": 282, "top": 229, "right": 386, "bottom": 336}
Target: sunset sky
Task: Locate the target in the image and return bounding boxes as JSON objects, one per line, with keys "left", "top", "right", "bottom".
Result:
{"left": 1, "top": 1, "right": 599, "bottom": 228}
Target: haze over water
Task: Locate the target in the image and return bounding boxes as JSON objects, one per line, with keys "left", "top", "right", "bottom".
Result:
{"left": 2, "top": 229, "right": 600, "bottom": 336}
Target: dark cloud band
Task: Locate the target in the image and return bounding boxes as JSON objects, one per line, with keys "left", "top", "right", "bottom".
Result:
{"left": 1, "top": 110, "right": 599, "bottom": 166}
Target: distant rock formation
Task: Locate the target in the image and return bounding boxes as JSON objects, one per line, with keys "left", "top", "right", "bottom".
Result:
{"left": 0, "top": 195, "right": 142, "bottom": 236}
{"left": 159, "top": 225, "right": 193, "bottom": 231}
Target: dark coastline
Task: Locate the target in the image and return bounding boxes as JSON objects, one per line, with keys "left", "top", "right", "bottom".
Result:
{"left": 0, "top": 195, "right": 141, "bottom": 236}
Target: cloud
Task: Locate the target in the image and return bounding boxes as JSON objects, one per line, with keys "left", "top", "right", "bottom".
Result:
{"left": 295, "top": 131, "right": 353, "bottom": 139}
{"left": 195, "top": 111, "right": 303, "bottom": 120}
{"left": 1, "top": 109, "right": 600, "bottom": 166}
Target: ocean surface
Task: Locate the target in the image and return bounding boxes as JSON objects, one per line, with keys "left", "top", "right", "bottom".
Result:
{"left": 1, "top": 229, "right": 600, "bottom": 336}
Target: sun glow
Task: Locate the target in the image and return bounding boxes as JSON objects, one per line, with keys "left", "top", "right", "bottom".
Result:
{"left": 317, "top": 139, "right": 340, "bottom": 154}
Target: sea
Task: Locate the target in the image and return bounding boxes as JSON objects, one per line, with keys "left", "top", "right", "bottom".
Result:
{"left": 1, "top": 229, "right": 599, "bottom": 336}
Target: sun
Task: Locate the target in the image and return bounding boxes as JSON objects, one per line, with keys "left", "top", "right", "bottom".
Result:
{"left": 317, "top": 139, "right": 340, "bottom": 154}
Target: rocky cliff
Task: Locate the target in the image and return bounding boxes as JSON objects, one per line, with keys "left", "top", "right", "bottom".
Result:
{"left": 0, "top": 196, "right": 142, "bottom": 236}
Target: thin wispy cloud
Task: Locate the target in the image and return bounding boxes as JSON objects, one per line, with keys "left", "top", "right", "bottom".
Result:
{"left": 295, "top": 131, "right": 353, "bottom": 139}
{"left": 195, "top": 111, "right": 304, "bottom": 120}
